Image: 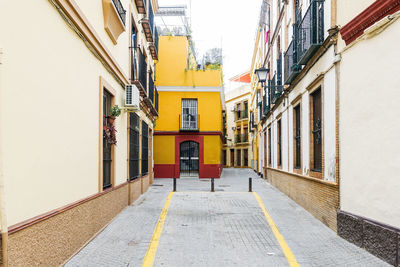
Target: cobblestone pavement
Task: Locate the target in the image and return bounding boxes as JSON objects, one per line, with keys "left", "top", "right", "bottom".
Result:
{"left": 66, "top": 169, "right": 389, "bottom": 266}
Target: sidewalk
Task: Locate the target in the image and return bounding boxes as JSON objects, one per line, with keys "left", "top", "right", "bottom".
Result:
{"left": 66, "top": 169, "right": 388, "bottom": 266}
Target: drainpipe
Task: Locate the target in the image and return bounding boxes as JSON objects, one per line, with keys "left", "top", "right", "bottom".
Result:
{"left": 0, "top": 48, "right": 8, "bottom": 267}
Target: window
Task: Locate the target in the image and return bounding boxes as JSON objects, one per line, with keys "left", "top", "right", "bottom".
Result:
{"left": 277, "top": 119, "right": 282, "bottom": 167}
{"left": 129, "top": 113, "right": 140, "bottom": 180}
{"left": 181, "top": 99, "right": 198, "bottom": 130}
{"left": 103, "top": 89, "right": 113, "bottom": 189}
{"left": 142, "top": 121, "right": 149, "bottom": 175}
{"left": 268, "top": 127, "right": 272, "bottom": 166}
{"left": 294, "top": 105, "right": 301, "bottom": 170}
{"left": 310, "top": 88, "right": 322, "bottom": 173}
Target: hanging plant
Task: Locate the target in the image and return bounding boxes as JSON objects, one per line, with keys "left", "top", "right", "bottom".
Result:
{"left": 103, "top": 124, "right": 117, "bottom": 145}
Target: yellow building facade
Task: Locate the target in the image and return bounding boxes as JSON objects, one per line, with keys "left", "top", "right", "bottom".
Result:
{"left": 154, "top": 36, "right": 223, "bottom": 178}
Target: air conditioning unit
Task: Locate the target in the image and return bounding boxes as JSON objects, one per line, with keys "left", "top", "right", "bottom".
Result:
{"left": 125, "top": 84, "right": 140, "bottom": 111}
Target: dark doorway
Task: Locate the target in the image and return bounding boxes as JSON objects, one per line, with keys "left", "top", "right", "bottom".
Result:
{"left": 230, "top": 149, "right": 234, "bottom": 167}
{"left": 243, "top": 149, "right": 248, "bottom": 167}
{"left": 236, "top": 149, "right": 242, "bottom": 167}
{"left": 180, "top": 141, "right": 199, "bottom": 177}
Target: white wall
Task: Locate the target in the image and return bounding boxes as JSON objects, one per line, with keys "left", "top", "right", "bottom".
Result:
{"left": 339, "top": 20, "right": 400, "bottom": 228}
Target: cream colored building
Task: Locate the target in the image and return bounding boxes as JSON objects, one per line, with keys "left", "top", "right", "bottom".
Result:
{"left": 223, "top": 72, "right": 251, "bottom": 168}
{"left": 250, "top": 0, "right": 339, "bottom": 231}
{"left": 336, "top": 1, "right": 400, "bottom": 265}
{"left": 0, "top": 0, "right": 159, "bottom": 265}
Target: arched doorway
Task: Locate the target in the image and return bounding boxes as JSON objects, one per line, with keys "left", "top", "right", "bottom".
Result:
{"left": 180, "top": 141, "right": 199, "bottom": 177}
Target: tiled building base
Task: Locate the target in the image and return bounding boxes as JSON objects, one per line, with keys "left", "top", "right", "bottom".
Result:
{"left": 6, "top": 176, "right": 150, "bottom": 266}
{"left": 265, "top": 167, "right": 339, "bottom": 231}
{"left": 338, "top": 210, "right": 400, "bottom": 266}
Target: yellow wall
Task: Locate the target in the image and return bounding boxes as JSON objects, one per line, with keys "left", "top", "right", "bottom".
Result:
{"left": 155, "top": 91, "right": 222, "bottom": 132}
{"left": 154, "top": 136, "right": 175, "bottom": 164}
{"left": 155, "top": 36, "right": 222, "bottom": 87}
{"left": 204, "top": 136, "right": 221, "bottom": 164}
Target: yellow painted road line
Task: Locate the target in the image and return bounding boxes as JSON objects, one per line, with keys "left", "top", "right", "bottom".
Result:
{"left": 253, "top": 192, "right": 300, "bottom": 267}
{"left": 142, "top": 192, "right": 174, "bottom": 267}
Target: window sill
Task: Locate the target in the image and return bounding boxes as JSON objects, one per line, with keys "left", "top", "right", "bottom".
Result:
{"left": 102, "top": 0, "right": 125, "bottom": 45}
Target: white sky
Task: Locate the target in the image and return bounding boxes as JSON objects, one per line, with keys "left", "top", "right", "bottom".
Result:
{"left": 157, "top": 0, "right": 262, "bottom": 91}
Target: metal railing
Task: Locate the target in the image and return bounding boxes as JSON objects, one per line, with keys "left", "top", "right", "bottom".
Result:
{"left": 138, "top": 48, "right": 147, "bottom": 93}
{"left": 112, "top": 0, "right": 126, "bottom": 25}
{"left": 235, "top": 109, "right": 248, "bottom": 121}
{"left": 179, "top": 114, "right": 199, "bottom": 131}
{"left": 270, "top": 73, "right": 284, "bottom": 104}
{"left": 155, "top": 87, "right": 159, "bottom": 113}
{"left": 297, "top": 0, "right": 324, "bottom": 65}
{"left": 148, "top": 76, "right": 154, "bottom": 104}
{"left": 148, "top": 0, "right": 155, "bottom": 35}
{"left": 154, "top": 27, "right": 159, "bottom": 55}
{"left": 262, "top": 89, "right": 270, "bottom": 116}
{"left": 234, "top": 134, "right": 249, "bottom": 144}
{"left": 284, "top": 40, "right": 301, "bottom": 84}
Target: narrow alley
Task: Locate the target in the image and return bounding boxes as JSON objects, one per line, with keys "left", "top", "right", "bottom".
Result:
{"left": 66, "top": 169, "right": 387, "bottom": 266}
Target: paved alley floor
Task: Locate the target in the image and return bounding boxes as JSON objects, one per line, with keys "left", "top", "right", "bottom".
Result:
{"left": 66, "top": 169, "right": 389, "bottom": 266}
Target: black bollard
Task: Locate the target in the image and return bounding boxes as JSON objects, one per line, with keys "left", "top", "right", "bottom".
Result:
{"left": 211, "top": 178, "right": 215, "bottom": 192}
{"left": 173, "top": 178, "right": 177, "bottom": 192}
{"left": 249, "top": 177, "right": 252, "bottom": 192}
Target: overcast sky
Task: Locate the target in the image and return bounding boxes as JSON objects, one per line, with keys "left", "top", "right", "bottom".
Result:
{"left": 157, "top": 0, "right": 261, "bottom": 90}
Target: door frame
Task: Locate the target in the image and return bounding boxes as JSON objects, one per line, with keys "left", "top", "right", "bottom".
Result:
{"left": 175, "top": 135, "right": 204, "bottom": 178}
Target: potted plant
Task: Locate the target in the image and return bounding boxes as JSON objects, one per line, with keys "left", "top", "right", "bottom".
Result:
{"left": 104, "top": 124, "right": 117, "bottom": 145}
{"left": 107, "top": 105, "right": 121, "bottom": 124}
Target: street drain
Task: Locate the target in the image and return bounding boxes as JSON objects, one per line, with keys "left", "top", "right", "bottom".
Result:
{"left": 152, "top": 184, "right": 164, "bottom": 186}
{"left": 218, "top": 185, "right": 230, "bottom": 187}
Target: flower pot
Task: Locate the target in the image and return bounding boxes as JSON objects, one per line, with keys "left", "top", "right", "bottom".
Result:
{"left": 107, "top": 116, "right": 116, "bottom": 124}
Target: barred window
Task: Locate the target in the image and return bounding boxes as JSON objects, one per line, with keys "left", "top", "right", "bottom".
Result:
{"left": 129, "top": 113, "right": 140, "bottom": 180}
{"left": 268, "top": 127, "right": 272, "bottom": 166}
{"left": 294, "top": 105, "right": 301, "bottom": 169}
{"left": 277, "top": 119, "right": 282, "bottom": 167}
{"left": 141, "top": 121, "right": 149, "bottom": 175}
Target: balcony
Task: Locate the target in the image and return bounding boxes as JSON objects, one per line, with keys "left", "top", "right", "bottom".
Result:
{"left": 269, "top": 74, "right": 284, "bottom": 104}
{"left": 179, "top": 114, "right": 199, "bottom": 131}
{"left": 135, "top": 0, "right": 146, "bottom": 14}
{"left": 141, "top": 0, "right": 154, "bottom": 42}
{"left": 149, "top": 27, "right": 159, "bottom": 60}
{"left": 154, "top": 87, "right": 159, "bottom": 113}
{"left": 144, "top": 76, "right": 158, "bottom": 116}
{"left": 234, "top": 109, "right": 248, "bottom": 121}
{"left": 297, "top": 0, "right": 324, "bottom": 65}
{"left": 130, "top": 47, "right": 148, "bottom": 97}
{"left": 234, "top": 134, "right": 249, "bottom": 144}
{"left": 102, "top": 0, "right": 126, "bottom": 44}
{"left": 112, "top": 0, "right": 126, "bottom": 25}
{"left": 284, "top": 40, "right": 301, "bottom": 85}
{"left": 262, "top": 90, "right": 270, "bottom": 117}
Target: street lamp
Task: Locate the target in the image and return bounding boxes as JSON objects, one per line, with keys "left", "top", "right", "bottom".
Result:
{"left": 254, "top": 67, "right": 269, "bottom": 84}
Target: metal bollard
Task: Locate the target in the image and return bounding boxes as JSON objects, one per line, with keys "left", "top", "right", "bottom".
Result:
{"left": 173, "top": 178, "right": 177, "bottom": 192}
{"left": 249, "top": 177, "right": 252, "bottom": 192}
{"left": 211, "top": 178, "right": 215, "bottom": 192}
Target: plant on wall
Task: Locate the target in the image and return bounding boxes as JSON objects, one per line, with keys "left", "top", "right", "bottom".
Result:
{"left": 103, "top": 105, "right": 121, "bottom": 145}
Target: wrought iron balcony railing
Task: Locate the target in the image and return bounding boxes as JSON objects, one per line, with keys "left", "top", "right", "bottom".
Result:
{"left": 297, "top": 0, "right": 324, "bottom": 65}
{"left": 234, "top": 134, "right": 249, "bottom": 144}
{"left": 234, "top": 109, "right": 248, "bottom": 121}
{"left": 150, "top": 27, "right": 159, "bottom": 60}
{"left": 269, "top": 73, "right": 284, "bottom": 105}
{"left": 148, "top": 76, "right": 154, "bottom": 104}
{"left": 179, "top": 114, "right": 200, "bottom": 131}
{"left": 112, "top": 0, "right": 126, "bottom": 25}
{"left": 284, "top": 40, "right": 301, "bottom": 85}
{"left": 130, "top": 47, "right": 148, "bottom": 97}
{"left": 154, "top": 87, "right": 159, "bottom": 113}
{"left": 142, "top": 0, "right": 155, "bottom": 42}
{"left": 135, "top": 0, "right": 146, "bottom": 14}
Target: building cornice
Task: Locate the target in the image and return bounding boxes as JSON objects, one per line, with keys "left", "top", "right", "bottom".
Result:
{"left": 340, "top": 0, "right": 400, "bottom": 45}
{"left": 156, "top": 86, "right": 222, "bottom": 92}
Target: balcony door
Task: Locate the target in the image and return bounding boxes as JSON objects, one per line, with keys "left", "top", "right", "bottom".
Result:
{"left": 182, "top": 99, "right": 198, "bottom": 130}
{"left": 103, "top": 89, "right": 112, "bottom": 189}
{"left": 180, "top": 141, "right": 199, "bottom": 178}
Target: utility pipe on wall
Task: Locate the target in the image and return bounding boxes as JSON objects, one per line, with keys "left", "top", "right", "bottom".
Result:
{"left": 0, "top": 47, "right": 9, "bottom": 267}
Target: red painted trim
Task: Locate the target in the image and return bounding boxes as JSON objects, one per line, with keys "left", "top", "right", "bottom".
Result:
{"left": 154, "top": 131, "right": 222, "bottom": 136}
{"left": 200, "top": 164, "right": 222, "bottom": 178}
{"left": 8, "top": 181, "right": 130, "bottom": 234}
{"left": 154, "top": 164, "right": 175, "bottom": 178}
{"left": 175, "top": 135, "right": 204, "bottom": 178}
{"left": 340, "top": 0, "right": 400, "bottom": 45}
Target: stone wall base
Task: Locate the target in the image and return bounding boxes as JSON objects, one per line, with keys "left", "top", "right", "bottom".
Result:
{"left": 338, "top": 210, "right": 400, "bottom": 266}
{"left": 6, "top": 175, "right": 151, "bottom": 266}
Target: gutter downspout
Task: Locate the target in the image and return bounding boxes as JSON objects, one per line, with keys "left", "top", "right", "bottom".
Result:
{"left": 0, "top": 48, "right": 8, "bottom": 267}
